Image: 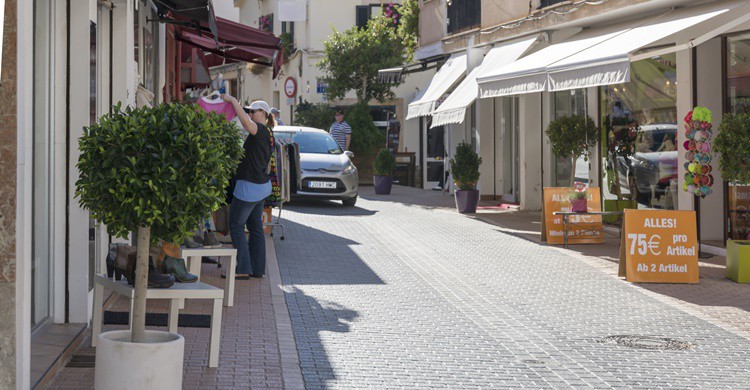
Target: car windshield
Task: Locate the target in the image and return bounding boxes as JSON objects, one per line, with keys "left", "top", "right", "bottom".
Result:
{"left": 274, "top": 131, "right": 343, "bottom": 155}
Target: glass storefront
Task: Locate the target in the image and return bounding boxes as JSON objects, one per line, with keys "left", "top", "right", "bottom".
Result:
{"left": 551, "top": 89, "right": 588, "bottom": 187}
{"left": 726, "top": 32, "right": 750, "bottom": 240}
{"left": 600, "top": 53, "right": 678, "bottom": 211}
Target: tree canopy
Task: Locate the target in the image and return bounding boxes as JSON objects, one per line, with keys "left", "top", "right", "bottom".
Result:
{"left": 318, "top": 1, "right": 418, "bottom": 103}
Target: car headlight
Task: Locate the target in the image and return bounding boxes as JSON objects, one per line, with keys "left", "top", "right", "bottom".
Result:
{"left": 342, "top": 164, "right": 357, "bottom": 175}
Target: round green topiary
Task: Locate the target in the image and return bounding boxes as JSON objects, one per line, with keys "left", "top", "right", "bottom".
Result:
{"left": 450, "top": 142, "right": 482, "bottom": 191}
{"left": 76, "top": 102, "right": 244, "bottom": 245}
{"left": 715, "top": 112, "right": 750, "bottom": 184}
{"left": 373, "top": 148, "right": 396, "bottom": 176}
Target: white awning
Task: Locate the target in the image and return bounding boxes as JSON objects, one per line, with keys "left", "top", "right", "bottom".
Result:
{"left": 406, "top": 54, "right": 467, "bottom": 120}
{"left": 476, "top": 28, "right": 624, "bottom": 98}
{"left": 547, "top": 1, "right": 748, "bottom": 91}
{"left": 431, "top": 36, "right": 539, "bottom": 127}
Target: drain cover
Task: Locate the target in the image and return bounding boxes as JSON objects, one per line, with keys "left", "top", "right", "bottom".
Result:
{"left": 597, "top": 335, "right": 693, "bottom": 351}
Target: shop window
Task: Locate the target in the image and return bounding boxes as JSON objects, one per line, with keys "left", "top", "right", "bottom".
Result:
{"left": 551, "top": 89, "right": 589, "bottom": 187}
{"left": 447, "top": 0, "right": 480, "bottom": 34}
{"left": 726, "top": 32, "right": 750, "bottom": 239}
{"left": 281, "top": 21, "right": 295, "bottom": 52}
{"left": 600, "top": 53, "right": 678, "bottom": 211}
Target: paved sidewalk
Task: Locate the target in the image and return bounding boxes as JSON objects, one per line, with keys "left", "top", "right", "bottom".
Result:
{"left": 48, "top": 236, "right": 297, "bottom": 389}
{"left": 276, "top": 185, "right": 750, "bottom": 388}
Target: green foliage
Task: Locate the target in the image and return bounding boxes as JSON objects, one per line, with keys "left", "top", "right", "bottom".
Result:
{"left": 450, "top": 142, "right": 482, "bottom": 191}
{"left": 344, "top": 102, "right": 385, "bottom": 155}
{"left": 279, "top": 32, "right": 294, "bottom": 62}
{"left": 318, "top": 15, "right": 409, "bottom": 103}
{"left": 76, "top": 103, "right": 243, "bottom": 244}
{"left": 396, "top": 0, "right": 419, "bottom": 62}
{"left": 716, "top": 113, "right": 750, "bottom": 183}
{"left": 546, "top": 115, "right": 599, "bottom": 160}
{"left": 373, "top": 148, "right": 396, "bottom": 176}
{"left": 294, "top": 100, "right": 337, "bottom": 129}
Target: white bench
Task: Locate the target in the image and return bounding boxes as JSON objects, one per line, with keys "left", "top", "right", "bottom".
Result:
{"left": 92, "top": 274, "right": 224, "bottom": 367}
{"left": 180, "top": 246, "right": 237, "bottom": 307}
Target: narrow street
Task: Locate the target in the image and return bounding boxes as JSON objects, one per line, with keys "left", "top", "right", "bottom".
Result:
{"left": 275, "top": 186, "right": 750, "bottom": 389}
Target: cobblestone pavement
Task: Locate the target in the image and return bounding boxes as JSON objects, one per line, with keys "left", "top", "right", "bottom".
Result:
{"left": 276, "top": 185, "right": 750, "bottom": 389}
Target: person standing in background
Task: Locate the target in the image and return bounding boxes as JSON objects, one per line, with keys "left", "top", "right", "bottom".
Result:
{"left": 329, "top": 110, "right": 352, "bottom": 151}
{"left": 271, "top": 107, "right": 284, "bottom": 125}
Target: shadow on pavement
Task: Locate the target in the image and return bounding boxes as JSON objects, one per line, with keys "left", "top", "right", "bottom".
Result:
{"left": 358, "top": 185, "right": 456, "bottom": 210}
{"left": 286, "top": 197, "right": 378, "bottom": 217}
{"left": 274, "top": 219, "right": 384, "bottom": 285}
{"left": 283, "top": 286, "right": 359, "bottom": 388}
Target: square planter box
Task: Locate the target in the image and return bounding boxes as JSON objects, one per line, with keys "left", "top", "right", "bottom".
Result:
{"left": 726, "top": 240, "right": 750, "bottom": 283}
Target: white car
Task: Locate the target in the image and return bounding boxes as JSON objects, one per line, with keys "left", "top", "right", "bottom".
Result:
{"left": 273, "top": 125, "right": 359, "bottom": 206}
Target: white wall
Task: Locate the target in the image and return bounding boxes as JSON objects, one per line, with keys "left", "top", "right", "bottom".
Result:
{"left": 213, "top": 0, "right": 240, "bottom": 22}
{"left": 520, "top": 93, "right": 544, "bottom": 210}
{"left": 696, "top": 38, "right": 725, "bottom": 241}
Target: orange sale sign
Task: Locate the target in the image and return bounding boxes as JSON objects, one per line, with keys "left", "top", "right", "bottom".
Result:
{"left": 541, "top": 187, "right": 603, "bottom": 245}
{"left": 618, "top": 209, "right": 699, "bottom": 283}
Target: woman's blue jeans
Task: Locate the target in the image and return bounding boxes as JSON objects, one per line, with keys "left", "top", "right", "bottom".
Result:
{"left": 229, "top": 198, "right": 266, "bottom": 276}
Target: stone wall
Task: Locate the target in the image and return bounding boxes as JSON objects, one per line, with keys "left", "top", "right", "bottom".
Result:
{"left": 0, "top": 0, "right": 17, "bottom": 388}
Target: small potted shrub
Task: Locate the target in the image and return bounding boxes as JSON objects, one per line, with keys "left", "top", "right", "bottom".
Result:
{"left": 373, "top": 148, "right": 396, "bottom": 194}
{"left": 715, "top": 112, "right": 750, "bottom": 282}
{"left": 76, "top": 103, "right": 242, "bottom": 388}
{"left": 568, "top": 182, "right": 589, "bottom": 212}
{"left": 546, "top": 115, "right": 598, "bottom": 186}
{"left": 450, "top": 142, "right": 482, "bottom": 213}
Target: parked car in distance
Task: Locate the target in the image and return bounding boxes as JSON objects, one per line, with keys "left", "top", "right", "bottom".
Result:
{"left": 615, "top": 124, "right": 678, "bottom": 206}
{"left": 273, "top": 125, "right": 359, "bottom": 206}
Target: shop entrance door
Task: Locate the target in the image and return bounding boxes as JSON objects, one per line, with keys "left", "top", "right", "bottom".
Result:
{"left": 497, "top": 97, "right": 520, "bottom": 203}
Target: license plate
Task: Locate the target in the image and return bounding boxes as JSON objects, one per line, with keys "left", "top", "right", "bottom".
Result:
{"left": 309, "top": 181, "right": 337, "bottom": 189}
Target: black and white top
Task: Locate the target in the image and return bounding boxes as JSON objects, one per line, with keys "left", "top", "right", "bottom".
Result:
{"left": 329, "top": 121, "right": 352, "bottom": 150}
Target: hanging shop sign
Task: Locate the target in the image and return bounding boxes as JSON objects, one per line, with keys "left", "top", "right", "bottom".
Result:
{"left": 618, "top": 209, "right": 699, "bottom": 283}
{"left": 541, "top": 187, "right": 603, "bottom": 245}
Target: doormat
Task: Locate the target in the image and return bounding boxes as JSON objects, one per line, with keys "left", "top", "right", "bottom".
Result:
{"left": 103, "top": 311, "right": 211, "bottom": 328}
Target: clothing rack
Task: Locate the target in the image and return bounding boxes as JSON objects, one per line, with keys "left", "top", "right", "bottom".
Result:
{"left": 264, "top": 137, "right": 301, "bottom": 240}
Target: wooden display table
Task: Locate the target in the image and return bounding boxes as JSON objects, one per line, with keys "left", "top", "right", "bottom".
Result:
{"left": 180, "top": 246, "right": 237, "bottom": 307}
{"left": 92, "top": 274, "right": 224, "bottom": 367}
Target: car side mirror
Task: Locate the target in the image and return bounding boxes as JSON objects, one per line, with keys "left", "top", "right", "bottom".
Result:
{"left": 345, "top": 151, "right": 354, "bottom": 158}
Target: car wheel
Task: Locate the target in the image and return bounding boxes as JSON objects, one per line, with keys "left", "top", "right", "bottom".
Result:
{"left": 342, "top": 195, "right": 357, "bottom": 207}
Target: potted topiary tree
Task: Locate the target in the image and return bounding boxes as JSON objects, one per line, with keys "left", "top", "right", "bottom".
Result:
{"left": 546, "top": 115, "right": 598, "bottom": 186}
{"left": 373, "top": 148, "right": 396, "bottom": 194}
{"left": 450, "top": 142, "right": 482, "bottom": 213}
{"left": 715, "top": 112, "right": 750, "bottom": 282}
{"left": 76, "top": 103, "right": 243, "bottom": 388}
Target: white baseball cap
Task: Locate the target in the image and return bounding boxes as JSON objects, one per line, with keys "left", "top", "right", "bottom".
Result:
{"left": 246, "top": 100, "right": 272, "bottom": 114}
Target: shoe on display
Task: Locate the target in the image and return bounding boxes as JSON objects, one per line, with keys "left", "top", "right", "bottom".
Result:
{"left": 193, "top": 230, "right": 204, "bottom": 245}
{"left": 203, "top": 231, "right": 222, "bottom": 248}
{"left": 161, "top": 256, "right": 198, "bottom": 283}
{"left": 125, "top": 253, "right": 175, "bottom": 288}
{"left": 114, "top": 245, "right": 135, "bottom": 281}
{"left": 216, "top": 233, "right": 233, "bottom": 244}
{"left": 184, "top": 236, "right": 201, "bottom": 248}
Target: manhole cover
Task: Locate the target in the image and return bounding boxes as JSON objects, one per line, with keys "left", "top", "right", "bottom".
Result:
{"left": 597, "top": 335, "right": 693, "bottom": 351}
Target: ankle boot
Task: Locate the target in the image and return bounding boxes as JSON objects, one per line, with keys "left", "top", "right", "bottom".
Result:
{"left": 161, "top": 256, "right": 198, "bottom": 283}
{"left": 115, "top": 245, "right": 135, "bottom": 281}
{"left": 125, "top": 254, "right": 175, "bottom": 288}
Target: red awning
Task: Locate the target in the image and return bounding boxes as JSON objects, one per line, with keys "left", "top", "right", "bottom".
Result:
{"left": 170, "top": 14, "right": 283, "bottom": 78}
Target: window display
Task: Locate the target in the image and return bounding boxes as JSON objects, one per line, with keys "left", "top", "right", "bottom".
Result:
{"left": 726, "top": 32, "right": 750, "bottom": 240}
{"left": 551, "top": 89, "right": 588, "bottom": 187}
{"left": 601, "top": 53, "right": 678, "bottom": 211}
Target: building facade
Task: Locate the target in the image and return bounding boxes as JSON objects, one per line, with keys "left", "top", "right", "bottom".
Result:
{"left": 234, "top": 0, "right": 435, "bottom": 185}
{"left": 412, "top": 0, "right": 750, "bottom": 251}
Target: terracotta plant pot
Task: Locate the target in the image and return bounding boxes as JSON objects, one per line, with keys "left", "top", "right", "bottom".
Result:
{"left": 455, "top": 189, "right": 479, "bottom": 213}
{"left": 373, "top": 175, "right": 393, "bottom": 195}
{"left": 570, "top": 198, "right": 588, "bottom": 212}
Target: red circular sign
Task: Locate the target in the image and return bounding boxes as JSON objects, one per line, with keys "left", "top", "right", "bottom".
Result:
{"left": 284, "top": 77, "right": 297, "bottom": 98}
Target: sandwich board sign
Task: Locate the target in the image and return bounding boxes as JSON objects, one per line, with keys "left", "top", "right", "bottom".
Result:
{"left": 541, "top": 187, "right": 603, "bottom": 245}
{"left": 618, "top": 209, "right": 699, "bottom": 283}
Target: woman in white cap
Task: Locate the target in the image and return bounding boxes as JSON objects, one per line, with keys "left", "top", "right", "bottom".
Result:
{"left": 220, "top": 94, "right": 276, "bottom": 279}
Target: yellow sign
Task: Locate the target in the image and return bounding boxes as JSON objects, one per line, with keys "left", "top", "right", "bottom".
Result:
{"left": 541, "top": 187, "right": 603, "bottom": 245}
{"left": 618, "top": 209, "right": 699, "bottom": 283}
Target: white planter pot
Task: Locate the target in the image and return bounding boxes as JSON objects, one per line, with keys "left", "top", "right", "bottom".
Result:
{"left": 95, "top": 330, "right": 184, "bottom": 390}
